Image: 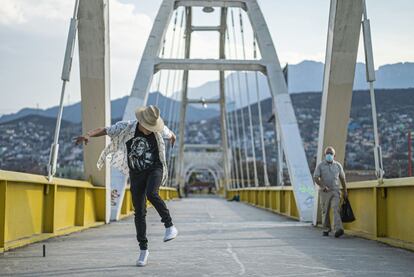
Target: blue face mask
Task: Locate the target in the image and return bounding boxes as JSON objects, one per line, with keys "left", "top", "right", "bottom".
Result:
{"left": 325, "top": 154, "right": 334, "bottom": 162}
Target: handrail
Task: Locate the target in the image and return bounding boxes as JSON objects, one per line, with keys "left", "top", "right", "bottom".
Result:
{"left": 0, "top": 170, "right": 178, "bottom": 253}
{"left": 226, "top": 177, "right": 414, "bottom": 251}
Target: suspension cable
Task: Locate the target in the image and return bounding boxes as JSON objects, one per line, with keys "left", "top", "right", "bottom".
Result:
{"left": 223, "top": 78, "right": 234, "bottom": 188}
{"left": 167, "top": 72, "right": 183, "bottom": 188}
{"left": 158, "top": 10, "right": 179, "bottom": 115}
{"left": 167, "top": 72, "right": 183, "bottom": 187}
{"left": 230, "top": 9, "right": 251, "bottom": 187}
{"left": 166, "top": 9, "right": 185, "bottom": 128}
{"left": 225, "top": 95, "right": 237, "bottom": 188}
{"left": 166, "top": 9, "right": 185, "bottom": 186}
{"left": 154, "top": 9, "right": 179, "bottom": 186}
{"left": 154, "top": 37, "right": 166, "bottom": 107}
{"left": 222, "top": 28, "right": 238, "bottom": 189}
{"left": 239, "top": 9, "right": 259, "bottom": 187}
{"left": 230, "top": 99, "right": 241, "bottom": 188}
{"left": 226, "top": 28, "right": 244, "bottom": 189}
{"left": 227, "top": 75, "right": 241, "bottom": 188}
{"left": 163, "top": 10, "right": 183, "bottom": 183}
{"left": 225, "top": 69, "right": 240, "bottom": 189}
{"left": 47, "top": 0, "right": 80, "bottom": 180}
{"left": 362, "top": 0, "right": 384, "bottom": 181}
{"left": 170, "top": 9, "right": 187, "bottom": 187}
{"left": 253, "top": 33, "right": 270, "bottom": 187}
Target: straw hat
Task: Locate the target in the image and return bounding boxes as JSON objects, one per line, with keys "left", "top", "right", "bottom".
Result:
{"left": 135, "top": 105, "right": 164, "bottom": 132}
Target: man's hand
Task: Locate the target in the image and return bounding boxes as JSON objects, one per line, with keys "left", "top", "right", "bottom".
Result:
{"left": 322, "top": 186, "right": 330, "bottom": 193}
{"left": 73, "top": 128, "right": 107, "bottom": 145}
{"left": 170, "top": 133, "right": 176, "bottom": 148}
{"left": 74, "top": 135, "right": 90, "bottom": 145}
{"left": 343, "top": 190, "right": 348, "bottom": 199}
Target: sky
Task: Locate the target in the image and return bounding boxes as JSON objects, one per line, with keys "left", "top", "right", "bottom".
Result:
{"left": 0, "top": 0, "right": 413, "bottom": 114}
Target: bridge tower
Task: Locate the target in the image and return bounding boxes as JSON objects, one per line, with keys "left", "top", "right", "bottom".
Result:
{"left": 117, "top": 0, "right": 315, "bottom": 222}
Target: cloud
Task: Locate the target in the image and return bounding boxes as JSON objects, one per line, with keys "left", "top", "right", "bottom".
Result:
{"left": 109, "top": 0, "right": 153, "bottom": 97}
{"left": 0, "top": 0, "right": 154, "bottom": 113}
{"left": 0, "top": 0, "right": 73, "bottom": 26}
{"left": 0, "top": 0, "right": 26, "bottom": 25}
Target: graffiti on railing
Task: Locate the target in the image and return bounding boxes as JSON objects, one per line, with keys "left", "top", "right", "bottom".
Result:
{"left": 111, "top": 189, "right": 120, "bottom": 206}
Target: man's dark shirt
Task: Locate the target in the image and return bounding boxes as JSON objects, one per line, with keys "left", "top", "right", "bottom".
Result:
{"left": 126, "top": 123, "right": 162, "bottom": 173}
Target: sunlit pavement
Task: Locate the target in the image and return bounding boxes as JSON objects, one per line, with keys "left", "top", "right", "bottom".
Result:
{"left": 1, "top": 196, "right": 414, "bottom": 277}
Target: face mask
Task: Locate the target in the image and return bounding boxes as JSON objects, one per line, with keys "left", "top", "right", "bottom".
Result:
{"left": 325, "top": 154, "right": 334, "bottom": 162}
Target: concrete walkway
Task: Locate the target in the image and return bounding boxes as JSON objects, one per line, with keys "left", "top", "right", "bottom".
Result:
{"left": 1, "top": 196, "right": 414, "bottom": 277}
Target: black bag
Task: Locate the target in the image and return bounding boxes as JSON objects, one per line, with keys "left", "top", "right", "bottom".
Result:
{"left": 340, "top": 198, "right": 355, "bottom": 223}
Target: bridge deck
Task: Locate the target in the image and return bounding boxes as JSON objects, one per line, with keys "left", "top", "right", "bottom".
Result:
{"left": 1, "top": 196, "right": 414, "bottom": 276}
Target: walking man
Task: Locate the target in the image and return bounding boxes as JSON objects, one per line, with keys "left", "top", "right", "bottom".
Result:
{"left": 75, "top": 105, "right": 178, "bottom": 266}
{"left": 313, "top": 146, "right": 348, "bottom": 238}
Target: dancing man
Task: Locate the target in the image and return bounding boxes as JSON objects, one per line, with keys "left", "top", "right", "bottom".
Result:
{"left": 75, "top": 105, "right": 178, "bottom": 266}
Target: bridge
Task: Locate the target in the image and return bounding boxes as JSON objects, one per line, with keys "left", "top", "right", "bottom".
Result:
{"left": 1, "top": 0, "right": 414, "bottom": 275}
{"left": 2, "top": 195, "right": 414, "bottom": 276}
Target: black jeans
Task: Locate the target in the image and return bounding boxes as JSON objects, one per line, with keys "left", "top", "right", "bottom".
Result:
{"left": 130, "top": 168, "right": 173, "bottom": 250}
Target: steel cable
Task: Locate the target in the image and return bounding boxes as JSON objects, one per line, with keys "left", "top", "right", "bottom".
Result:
{"left": 253, "top": 34, "right": 270, "bottom": 187}
{"left": 166, "top": 9, "right": 185, "bottom": 186}
{"left": 230, "top": 9, "right": 250, "bottom": 187}
{"left": 158, "top": 10, "right": 179, "bottom": 115}
{"left": 227, "top": 23, "right": 244, "bottom": 188}
{"left": 238, "top": 9, "right": 259, "bottom": 187}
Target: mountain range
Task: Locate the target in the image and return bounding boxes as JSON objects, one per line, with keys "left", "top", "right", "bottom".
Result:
{"left": 1, "top": 60, "right": 413, "bottom": 124}
{"left": 187, "top": 61, "right": 414, "bottom": 105}
{"left": 0, "top": 92, "right": 219, "bottom": 124}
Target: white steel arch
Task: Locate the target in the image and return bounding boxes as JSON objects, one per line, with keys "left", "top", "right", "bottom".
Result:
{"left": 184, "top": 167, "right": 221, "bottom": 189}
{"left": 109, "top": 0, "right": 315, "bottom": 221}
{"left": 68, "top": 0, "right": 379, "bottom": 223}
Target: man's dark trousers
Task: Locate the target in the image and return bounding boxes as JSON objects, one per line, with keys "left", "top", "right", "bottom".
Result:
{"left": 130, "top": 168, "right": 173, "bottom": 250}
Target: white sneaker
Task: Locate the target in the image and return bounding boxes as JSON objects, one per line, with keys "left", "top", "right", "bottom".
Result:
{"left": 136, "top": 250, "right": 149, "bottom": 267}
{"left": 163, "top": 226, "right": 178, "bottom": 242}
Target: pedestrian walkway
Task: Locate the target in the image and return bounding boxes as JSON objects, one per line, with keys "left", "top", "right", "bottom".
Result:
{"left": 1, "top": 196, "right": 414, "bottom": 276}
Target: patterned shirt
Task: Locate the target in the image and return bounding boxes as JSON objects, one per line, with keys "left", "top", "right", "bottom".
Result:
{"left": 97, "top": 120, "right": 172, "bottom": 185}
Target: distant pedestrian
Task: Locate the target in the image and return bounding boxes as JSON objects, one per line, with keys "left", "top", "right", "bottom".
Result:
{"left": 184, "top": 183, "right": 189, "bottom": 197}
{"left": 313, "top": 146, "right": 348, "bottom": 238}
{"left": 75, "top": 105, "right": 178, "bottom": 267}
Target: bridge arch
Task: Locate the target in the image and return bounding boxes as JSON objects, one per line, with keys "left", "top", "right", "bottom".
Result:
{"left": 184, "top": 166, "right": 221, "bottom": 189}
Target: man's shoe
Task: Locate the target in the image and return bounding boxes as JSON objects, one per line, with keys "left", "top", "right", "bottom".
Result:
{"left": 164, "top": 226, "right": 178, "bottom": 242}
{"left": 322, "top": 231, "right": 330, "bottom": 236}
{"left": 334, "top": 229, "right": 344, "bottom": 238}
{"left": 136, "top": 250, "right": 149, "bottom": 267}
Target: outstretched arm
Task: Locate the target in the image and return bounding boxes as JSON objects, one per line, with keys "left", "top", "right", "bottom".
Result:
{"left": 75, "top": 121, "right": 130, "bottom": 145}
{"left": 74, "top": 127, "right": 107, "bottom": 145}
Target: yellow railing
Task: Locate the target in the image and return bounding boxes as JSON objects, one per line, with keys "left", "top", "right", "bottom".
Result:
{"left": 343, "top": 178, "right": 414, "bottom": 251}
{"left": 0, "top": 170, "right": 178, "bottom": 253}
{"left": 227, "top": 186, "right": 299, "bottom": 219}
{"left": 227, "top": 177, "right": 414, "bottom": 251}
{"left": 120, "top": 186, "right": 179, "bottom": 218}
{"left": 0, "top": 170, "right": 106, "bottom": 253}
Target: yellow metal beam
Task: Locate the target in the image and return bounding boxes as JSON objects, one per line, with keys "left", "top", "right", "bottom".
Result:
{"left": 0, "top": 180, "right": 6, "bottom": 249}
{"left": 75, "top": 188, "right": 87, "bottom": 227}
{"left": 227, "top": 177, "right": 414, "bottom": 251}
{"left": 0, "top": 170, "right": 99, "bottom": 188}
{"left": 119, "top": 186, "right": 177, "bottom": 219}
{"left": 42, "top": 184, "right": 56, "bottom": 233}
{"left": 0, "top": 170, "right": 178, "bottom": 253}
{"left": 0, "top": 170, "right": 176, "bottom": 253}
